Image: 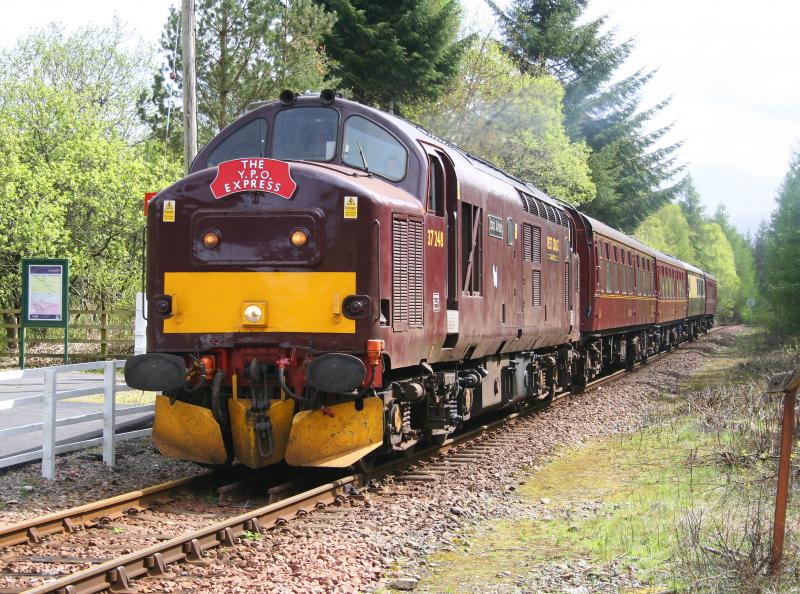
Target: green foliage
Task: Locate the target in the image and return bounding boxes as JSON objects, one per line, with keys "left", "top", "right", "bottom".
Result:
{"left": 0, "top": 26, "right": 181, "bottom": 310}
{"left": 634, "top": 195, "right": 745, "bottom": 322}
{"left": 412, "top": 38, "right": 595, "bottom": 205}
{"left": 493, "top": 0, "right": 683, "bottom": 231}
{"left": 694, "top": 222, "right": 740, "bottom": 321}
{"left": 316, "top": 0, "right": 471, "bottom": 111}
{"left": 141, "top": 0, "right": 337, "bottom": 147}
{"left": 761, "top": 150, "right": 800, "bottom": 336}
{"left": 713, "top": 205, "right": 758, "bottom": 322}
{"left": 634, "top": 203, "right": 696, "bottom": 263}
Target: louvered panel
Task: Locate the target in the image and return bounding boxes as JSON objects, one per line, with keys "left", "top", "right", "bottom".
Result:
{"left": 523, "top": 224, "right": 532, "bottom": 262}
{"left": 531, "top": 225, "right": 541, "bottom": 263}
{"left": 392, "top": 216, "right": 424, "bottom": 329}
{"left": 532, "top": 270, "right": 542, "bottom": 307}
{"left": 519, "top": 193, "right": 532, "bottom": 213}
{"left": 565, "top": 262, "right": 570, "bottom": 311}
{"left": 544, "top": 203, "right": 556, "bottom": 223}
{"left": 533, "top": 198, "right": 543, "bottom": 219}
{"left": 409, "top": 219, "right": 424, "bottom": 327}
{"left": 392, "top": 218, "right": 408, "bottom": 326}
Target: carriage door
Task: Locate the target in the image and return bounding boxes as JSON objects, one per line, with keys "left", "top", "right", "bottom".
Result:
{"left": 422, "top": 148, "right": 449, "bottom": 344}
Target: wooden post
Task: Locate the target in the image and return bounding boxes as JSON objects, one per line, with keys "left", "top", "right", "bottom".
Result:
{"left": 182, "top": 0, "right": 197, "bottom": 174}
{"left": 765, "top": 369, "right": 800, "bottom": 575}
{"left": 100, "top": 311, "right": 108, "bottom": 359}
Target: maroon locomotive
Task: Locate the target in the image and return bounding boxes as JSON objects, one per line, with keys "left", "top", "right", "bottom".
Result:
{"left": 125, "top": 91, "right": 716, "bottom": 469}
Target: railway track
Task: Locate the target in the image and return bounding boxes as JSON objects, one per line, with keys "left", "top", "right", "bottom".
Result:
{"left": 0, "top": 337, "right": 698, "bottom": 594}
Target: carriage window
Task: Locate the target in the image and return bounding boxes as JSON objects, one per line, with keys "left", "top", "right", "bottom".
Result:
{"left": 343, "top": 115, "right": 408, "bottom": 181}
{"left": 208, "top": 118, "right": 267, "bottom": 167}
{"left": 273, "top": 108, "right": 338, "bottom": 161}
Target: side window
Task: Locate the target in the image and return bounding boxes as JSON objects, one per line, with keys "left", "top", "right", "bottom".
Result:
{"left": 596, "top": 242, "right": 603, "bottom": 292}
{"left": 427, "top": 156, "right": 445, "bottom": 216}
{"left": 207, "top": 118, "right": 267, "bottom": 167}
{"left": 343, "top": 115, "right": 407, "bottom": 181}
{"left": 461, "top": 203, "right": 482, "bottom": 295}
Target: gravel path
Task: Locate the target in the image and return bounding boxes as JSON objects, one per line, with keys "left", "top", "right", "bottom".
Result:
{"left": 0, "top": 440, "right": 203, "bottom": 524}
{"left": 117, "top": 326, "right": 737, "bottom": 594}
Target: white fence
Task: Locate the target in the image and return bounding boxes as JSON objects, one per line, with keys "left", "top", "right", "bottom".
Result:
{"left": 0, "top": 360, "right": 154, "bottom": 479}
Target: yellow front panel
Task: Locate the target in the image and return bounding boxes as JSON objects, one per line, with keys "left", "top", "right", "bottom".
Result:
{"left": 163, "top": 272, "right": 356, "bottom": 334}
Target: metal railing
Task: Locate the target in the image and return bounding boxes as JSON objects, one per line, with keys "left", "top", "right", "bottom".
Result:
{"left": 0, "top": 360, "right": 153, "bottom": 479}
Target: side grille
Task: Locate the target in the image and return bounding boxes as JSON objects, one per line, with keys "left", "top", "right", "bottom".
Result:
{"left": 392, "top": 216, "right": 424, "bottom": 329}
{"left": 532, "top": 269, "right": 542, "bottom": 307}
{"left": 531, "top": 225, "right": 541, "bottom": 262}
{"left": 565, "top": 262, "right": 570, "bottom": 311}
{"left": 522, "top": 223, "right": 541, "bottom": 263}
{"left": 523, "top": 224, "right": 532, "bottom": 262}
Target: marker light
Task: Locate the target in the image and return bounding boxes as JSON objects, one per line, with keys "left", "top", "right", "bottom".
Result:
{"left": 290, "top": 229, "right": 308, "bottom": 247}
{"left": 244, "top": 304, "right": 263, "bottom": 324}
{"left": 202, "top": 230, "right": 221, "bottom": 249}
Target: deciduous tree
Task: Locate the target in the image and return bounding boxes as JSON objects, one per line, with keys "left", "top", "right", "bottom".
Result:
{"left": 412, "top": 38, "right": 595, "bottom": 205}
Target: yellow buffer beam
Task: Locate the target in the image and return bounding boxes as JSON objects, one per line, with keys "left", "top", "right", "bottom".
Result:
{"left": 152, "top": 395, "right": 228, "bottom": 466}
{"left": 285, "top": 397, "right": 385, "bottom": 467}
{"left": 162, "top": 271, "right": 356, "bottom": 334}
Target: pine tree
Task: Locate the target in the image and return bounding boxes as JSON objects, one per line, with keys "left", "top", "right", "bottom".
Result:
{"left": 313, "top": 0, "right": 472, "bottom": 111}
{"left": 139, "top": 0, "right": 337, "bottom": 147}
{"left": 491, "top": 0, "right": 683, "bottom": 231}
{"left": 763, "top": 150, "right": 800, "bottom": 335}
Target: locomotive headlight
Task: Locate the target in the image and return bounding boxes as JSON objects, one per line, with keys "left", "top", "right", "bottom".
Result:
{"left": 290, "top": 228, "right": 308, "bottom": 247}
{"left": 202, "top": 230, "right": 221, "bottom": 249}
{"left": 244, "top": 304, "right": 263, "bottom": 323}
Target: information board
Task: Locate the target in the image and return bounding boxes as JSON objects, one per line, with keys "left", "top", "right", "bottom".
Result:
{"left": 21, "top": 259, "right": 69, "bottom": 328}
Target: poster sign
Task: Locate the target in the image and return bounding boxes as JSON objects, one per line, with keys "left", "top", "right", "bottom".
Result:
{"left": 210, "top": 158, "right": 297, "bottom": 200}
{"left": 21, "top": 259, "right": 69, "bottom": 328}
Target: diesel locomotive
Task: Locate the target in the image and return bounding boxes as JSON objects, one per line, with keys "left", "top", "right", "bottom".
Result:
{"left": 125, "top": 90, "right": 717, "bottom": 469}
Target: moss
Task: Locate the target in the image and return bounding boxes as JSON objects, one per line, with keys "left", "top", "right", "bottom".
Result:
{"left": 420, "top": 420, "right": 730, "bottom": 592}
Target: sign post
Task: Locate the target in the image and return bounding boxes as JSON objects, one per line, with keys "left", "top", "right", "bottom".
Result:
{"left": 765, "top": 368, "right": 800, "bottom": 575}
{"left": 20, "top": 259, "right": 69, "bottom": 369}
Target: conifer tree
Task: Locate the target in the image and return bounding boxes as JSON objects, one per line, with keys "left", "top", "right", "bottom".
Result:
{"left": 763, "top": 150, "right": 800, "bottom": 334}
{"left": 314, "top": 0, "right": 471, "bottom": 111}
{"left": 491, "top": 0, "right": 683, "bottom": 231}
{"left": 139, "top": 0, "right": 337, "bottom": 147}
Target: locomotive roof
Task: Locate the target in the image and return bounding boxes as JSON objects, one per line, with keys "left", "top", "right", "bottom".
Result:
{"left": 246, "top": 94, "right": 570, "bottom": 217}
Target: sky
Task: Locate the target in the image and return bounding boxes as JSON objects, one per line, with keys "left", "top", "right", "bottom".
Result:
{"left": 2, "top": 0, "right": 798, "bottom": 235}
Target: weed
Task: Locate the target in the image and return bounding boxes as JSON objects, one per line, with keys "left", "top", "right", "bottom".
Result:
{"left": 110, "top": 527, "right": 125, "bottom": 534}
{"left": 241, "top": 529, "right": 261, "bottom": 541}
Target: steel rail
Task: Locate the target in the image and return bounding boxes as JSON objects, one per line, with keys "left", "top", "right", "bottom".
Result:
{"left": 0, "top": 473, "right": 213, "bottom": 549}
{"left": 12, "top": 333, "right": 709, "bottom": 594}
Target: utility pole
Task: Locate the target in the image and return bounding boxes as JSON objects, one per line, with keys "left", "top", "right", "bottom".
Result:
{"left": 182, "top": 0, "right": 198, "bottom": 174}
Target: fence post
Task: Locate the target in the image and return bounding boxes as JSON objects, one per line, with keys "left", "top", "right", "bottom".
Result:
{"left": 103, "top": 360, "right": 117, "bottom": 467}
{"left": 100, "top": 311, "right": 108, "bottom": 359}
{"left": 41, "top": 369, "right": 57, "bottom": 480}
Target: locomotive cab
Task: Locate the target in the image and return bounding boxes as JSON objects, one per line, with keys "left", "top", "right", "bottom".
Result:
{"left": 127, "top": 93, "right": 431, "bottom": 468}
